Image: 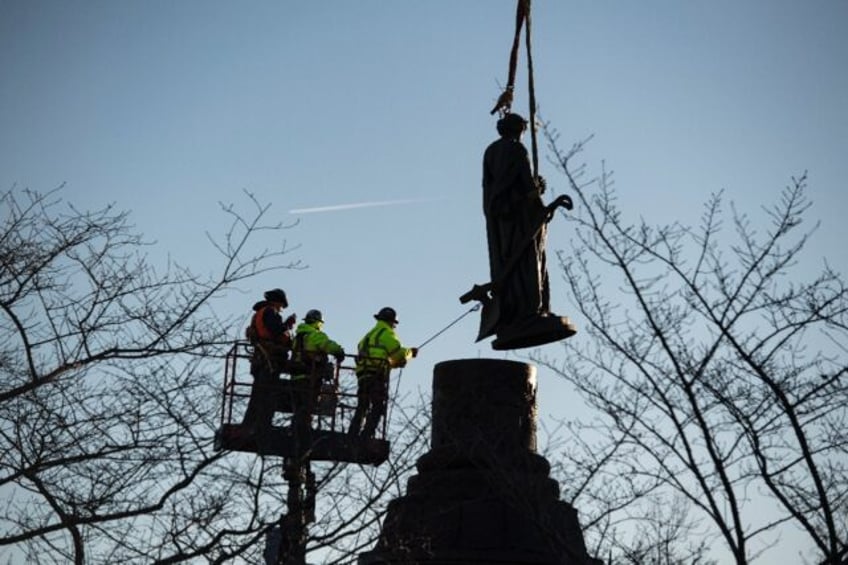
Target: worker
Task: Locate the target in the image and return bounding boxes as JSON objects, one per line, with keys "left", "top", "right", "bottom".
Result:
{"left": 482, "top": 112, "right": 572, "bottom": 334}
{"left": 242, "top": 288, "right": 296, "bottom": 434}
{"left": 289, "top": 309, "right": 345, "bottom": 441}
{"left": 349, "top": 307, "right": 417, "bottom": 439}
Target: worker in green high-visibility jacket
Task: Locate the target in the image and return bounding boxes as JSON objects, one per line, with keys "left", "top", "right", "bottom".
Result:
{"left": 290, "top": 309, "right": 345, "bottom": 452}
{"left": 292, "top": 309, "right": 345, "bottom": 372}
{"left": 349, "top": 307, "right": 417, "bottom": 438}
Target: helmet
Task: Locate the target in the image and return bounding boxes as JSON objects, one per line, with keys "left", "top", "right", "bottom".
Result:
{"left": 374, "top": 307, "right": 398, "bottom": 324}
{"left": 496, "top": 112, "right": 528, "bottom": 136}
{"left": 305, "top": 309, "right": 324, "bottom": 323}
{"left": 264, "top": 288, "right": 288, "bottom": 307}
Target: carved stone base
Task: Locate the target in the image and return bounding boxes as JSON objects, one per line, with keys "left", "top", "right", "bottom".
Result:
{"left": 492, "top": 314, "right": 577, "bottom": 350}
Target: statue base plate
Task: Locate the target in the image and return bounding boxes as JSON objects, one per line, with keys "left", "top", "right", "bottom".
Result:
{"left": 491, "top": 314, "right": 577, "bottom": 350}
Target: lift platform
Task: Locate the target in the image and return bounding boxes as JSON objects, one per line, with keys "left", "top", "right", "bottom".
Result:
{"left": 214, "top": 341, "right": 390, "bottom": 465}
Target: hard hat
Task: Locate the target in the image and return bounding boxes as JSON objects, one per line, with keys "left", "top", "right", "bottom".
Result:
{"left": 305, "top": 309, "right": 324, "bottom": 323}
{"left": 264, "top": 288, "right": 288, "bottom": 307}
{"left": 374, "top": 307, "right": 399, "bottom": 324}
{"left": 496, "top": 112, "right": 528, "bottom": 136}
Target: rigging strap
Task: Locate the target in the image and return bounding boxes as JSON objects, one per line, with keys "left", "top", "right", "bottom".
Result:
{"left": 490, "top": 0, "right": 539, "bottom": 179}
{"left": 417, "top": 303, "right": 481, "bottom": 350}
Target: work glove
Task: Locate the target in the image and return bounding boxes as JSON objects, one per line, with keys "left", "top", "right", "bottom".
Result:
{"left": 410, "top": 347, "right": 419, "bottom": 358}
{"left": 535, "top": 175, "right": 547, "bottom": 195}
{"left": 284, "top": 313, "right": 297, "bottom": 329}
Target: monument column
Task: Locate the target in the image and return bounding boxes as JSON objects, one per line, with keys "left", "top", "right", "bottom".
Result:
{"left": 359, "top": 359, "right": 601, "bottom": 565}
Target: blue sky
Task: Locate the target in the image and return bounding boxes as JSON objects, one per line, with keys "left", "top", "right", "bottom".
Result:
{"left": 2, "top": 1, "right": 846, "bottom": 562}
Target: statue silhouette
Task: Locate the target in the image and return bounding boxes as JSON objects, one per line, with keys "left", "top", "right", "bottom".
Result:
{"left": 462, "top": 113, "right": 576, "bottom": 350}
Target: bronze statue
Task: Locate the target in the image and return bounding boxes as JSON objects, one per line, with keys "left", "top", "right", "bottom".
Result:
{"left": 461, "top": 113, "right": 577, "bottom": 350}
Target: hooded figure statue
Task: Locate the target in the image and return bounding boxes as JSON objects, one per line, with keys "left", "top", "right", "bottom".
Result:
{"left": 480, "top": 113, "right": 576, "bottom": 349}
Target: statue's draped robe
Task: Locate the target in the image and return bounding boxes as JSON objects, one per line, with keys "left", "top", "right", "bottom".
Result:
{"left": 482, "top": 137, "right": 550, "bottom": 331}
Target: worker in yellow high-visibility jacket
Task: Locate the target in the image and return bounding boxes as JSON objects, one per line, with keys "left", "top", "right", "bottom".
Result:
{"left": 349, "top": 307, "right": 417, "bottom": 438}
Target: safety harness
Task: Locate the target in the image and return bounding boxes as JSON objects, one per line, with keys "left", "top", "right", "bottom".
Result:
{"left": 247, "top": 306, "right": 291, "bottom": 374}
{"left": 291, "top": 330, "right": 318, "bottom": 381}
{"left": 356, "top": 327, "right": 390, "bottom": 379}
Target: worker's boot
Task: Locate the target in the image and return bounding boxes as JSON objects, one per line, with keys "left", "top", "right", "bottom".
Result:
{"left": 348, "top": 408, "right": 365, "bottom": 436}
{"left": 361, "top": 414, "right": 380, "bottom": 439}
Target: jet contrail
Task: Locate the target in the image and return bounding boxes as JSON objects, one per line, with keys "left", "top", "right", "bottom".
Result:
{"left": 290, "top": 197, "right": 446, "bottom": 215}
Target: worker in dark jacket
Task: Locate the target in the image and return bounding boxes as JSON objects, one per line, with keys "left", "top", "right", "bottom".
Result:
{"left": 349, "top": 307, "right": 417, "bottom": 438}
{"left": 242, "top": 288, "right": 296, "bottom": 433}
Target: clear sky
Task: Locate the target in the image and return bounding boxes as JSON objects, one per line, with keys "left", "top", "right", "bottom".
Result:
{"left": 2, "top": 1, "right": 846, "bottom": 562}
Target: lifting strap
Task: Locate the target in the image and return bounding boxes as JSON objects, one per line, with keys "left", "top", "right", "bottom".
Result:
{"left": 490, "top": 0, "right": 540, "bottom": 179}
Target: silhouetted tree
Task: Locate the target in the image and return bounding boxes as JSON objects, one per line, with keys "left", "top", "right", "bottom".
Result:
{"left": 0, "top": 186, "right": 428, "bottom": 564}
{"left": 538, "top": 128, "right": 847, "bottom": 565}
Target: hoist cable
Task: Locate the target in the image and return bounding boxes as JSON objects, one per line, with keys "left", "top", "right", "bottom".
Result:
{"left": 524, "top": 0, "right": 539, "bottom": 177}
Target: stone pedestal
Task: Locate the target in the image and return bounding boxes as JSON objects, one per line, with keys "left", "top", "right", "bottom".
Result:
{"left": 359, "top": 359, "right": 600, "bottom": 565}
